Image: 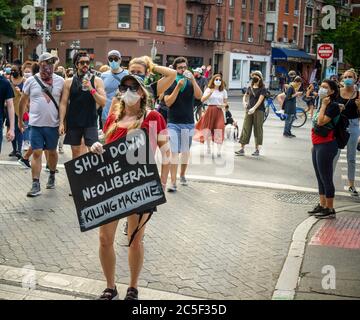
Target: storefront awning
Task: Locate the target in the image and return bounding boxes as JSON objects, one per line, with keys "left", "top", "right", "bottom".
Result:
{"left": 272, "top": 48, "right": 314, "bottom": 63}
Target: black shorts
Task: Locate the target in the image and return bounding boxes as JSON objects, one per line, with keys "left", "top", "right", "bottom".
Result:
{"left": 64, "top": 127, "right": 98, "bottom": 147}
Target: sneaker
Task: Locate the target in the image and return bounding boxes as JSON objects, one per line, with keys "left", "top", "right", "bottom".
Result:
{"left": 314, "top": 208, "right": 336, "bottom": 219}
{"left": 289, "top": 134, "right": 296, "bottom": 138}
{"left": 18, "top": 157, "right": 31, "bottom": 169}
{"left": 167, "top": 184, "right": 177, "bottom": 193}
{"left": 8, "top": 150, "right": 17, "bottom": 157}
{"left": 46, "top": 175, "right": 55, "bottom": 189}
{"left": 27, "top": 181, "right": 41, "bottom": 197}
{"left": 251, "top": 150, "right": 260, "bottom": 156}
{"left": 123, "top": 221, "right": 128, "bottom": 235}
{"left": 308, "top": 204, "right": 324, "bottom": 215}
{"left": 15, "top": 152, "right": 22, "bottom": 159}
{"left": 58, "top": 147, "right": 64, "bottom": 154}
{"left": 180, "top": 176, "right": 188, "bottom": 186}
{"left": 124, "top": 287, "right": 138, "bottom": 300}
{"left": 349, "top": 186, "right": 359, "bottom": 197}
{"left": 235, "top": 149, "right": 245, "bottom": 156}
{"left": 96, "top": 287, "right": 119, "bottom": 300}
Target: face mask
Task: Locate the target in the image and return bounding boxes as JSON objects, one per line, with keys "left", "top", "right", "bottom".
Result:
{"left": 318, "top": 88, "right": 329, "bottom": 99}
{"left": 24, "top": 72, "right": 32, "bottom": 79}
{"left": 122, "top": 89, "right": 141, "bottom": 106}
{"left": 214, "top": 80, "right": 222, "bottom": 86}
{"left": 12, "top": 71, "right": 19, "bottom": 78}
{"left": 252, "top": 77, "right": 259, "bottom": 83}
{"left": 137, "top": 74, "right": 146, "bottom": 81}
{"left": 40, "top": 64, "right": 54, "bottom": 80}
{"left": 343, "top": 78, "right": 354, "bottom": 87}
{"left": 109, "top": 61, "right": 120, "bottom": 70}
{"left": 5, "top": 67, "right": 11, "bottom": 75}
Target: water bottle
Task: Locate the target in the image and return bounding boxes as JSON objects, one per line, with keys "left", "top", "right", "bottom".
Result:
{"left": 82, "top": 72, "right": 90, "bottom": 91}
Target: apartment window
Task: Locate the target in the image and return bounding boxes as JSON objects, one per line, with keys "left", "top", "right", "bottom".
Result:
{"left": 295, "top": 0, "right": 300, "bottom": 10}
{"left": 258, "top": 25, "right": 264, "bottom": 43}
{"left": 242, "top": 0, "right": 246, "bottom": 9}
{"left": 240, "top": 22, "right": 246, "bottom": 41}
{"left": 186, "top": 14, "right": 193, "bottom": 36}
{"left": 157, "top": 9, "right": 165, "bottom": 27}
{"left": 196, "top": 15, "right": 203, "bottom": 36}
{"left": 293, "top": 26, "right": 298, "bottom": 42}
{"left": 144, "top": 7, "right": 152, "bottom": 30}
{"left": 215, "top": 18, "right": 221, "bottom": 39}
{"left": 47, "top": 9, "right": 52, "bottom": 30}
{"left": 283, "top": 24, "right": 288, "bottom": 40}
{"left": 305, "top": 7, "right": 313, "bottom": 26}
{"left": 259, "top": 0, "right": 264, "bottom": 13}
{"left": 304, "top": 35, "right": 312, "bottom": 53}
{"left": 248, "top": 23, "right": 253, "bottom": 39}
{"left": 118, "top": 4, "right": 131, "bottom": 25}
{"left": 285, "top": 0, "right": 289, "bottom": 13}
{"left": 80, "top": 6, "right": 88, "bottom": 29}
{"left": 268, "top": 0, "right": 276, "bottom": 11}
{"left": 250, "top": 0, "right": 254, "bottom": 11}
{"left": 316, "top": 9, "right": 321, "bottom": 28}
{"left": 55, "top": 8, "right": 63, "bottom": 28}
{"left": 266, "top": 23, "right": 275, "bottom": 41}
{"left": 227, "top": 20, "right": 233, "bottom": 40}
{"left": 229, "top": 0, "right": 234, "bottom": 8}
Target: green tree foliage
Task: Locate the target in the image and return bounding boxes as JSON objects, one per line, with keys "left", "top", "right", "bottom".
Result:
{"left": 0, "top": 0, "right": 32, "bottom": 37}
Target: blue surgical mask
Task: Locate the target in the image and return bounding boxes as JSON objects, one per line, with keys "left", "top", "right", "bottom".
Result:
{"left": 137, "top": 74, "right": 146, "bottom": 81}
{"left": 109, "top": 61, "right": 120, "bottom": 70}
{"left": 343, "top": 78, "right": 354, "bottom": 87}
{"left": 5, "top": 67, "right": 11, "bottom": 75}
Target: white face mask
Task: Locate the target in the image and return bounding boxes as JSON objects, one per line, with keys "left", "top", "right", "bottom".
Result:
{"left": 122, "top": 89, "right": 141, "bottom": 106}
{"left": 214, "top": 80, "right": 222, "bottom": 86}
{"left": 318, "top": 88, "right": 329, "bottom": 99}
{"left": 23, "top": 72, "right": 32, "bottom": 79}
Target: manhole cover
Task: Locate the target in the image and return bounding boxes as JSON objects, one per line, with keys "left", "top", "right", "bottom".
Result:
{"left": 274, "top": 192, "right": 319, "bottom": 205}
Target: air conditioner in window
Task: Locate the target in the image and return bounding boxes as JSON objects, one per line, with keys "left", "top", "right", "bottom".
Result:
{"left": 156, "top": 25, "right": 165, "bottom": 32}
{"left": 294, "top": 10, "right": 299, "bottom": 16}
{"left": 283, "top": 37, "right": 288, "bottom": 42}
{"left": 248, "top": 37, "right": 253, "bottom": 43}
{"left": 56, "top": 24, "right": 62, "bottom": 31}
{"left": 216, "top": 0, "right": 223, "bottom": 5}
{"left": 118, "top": 22, "right": 130, "bottom": 29}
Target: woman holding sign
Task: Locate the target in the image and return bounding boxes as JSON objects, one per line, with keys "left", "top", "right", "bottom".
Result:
{"left": 91, "top": 74, "right": 169, "bottom": 300}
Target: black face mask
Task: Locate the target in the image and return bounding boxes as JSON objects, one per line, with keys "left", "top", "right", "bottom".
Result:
{"left": 252, "top": 77, "right": 259, "bottom": 83}
{"left": 12, "top": 71, "right": 19, "bottom": 78}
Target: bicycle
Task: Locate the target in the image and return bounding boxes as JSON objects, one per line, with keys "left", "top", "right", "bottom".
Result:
{"left": 263, "top": 93, "right": 307, "bottom": 128}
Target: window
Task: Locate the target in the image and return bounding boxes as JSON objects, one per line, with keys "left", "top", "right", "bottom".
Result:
{"left": 293, "top": 26, "right": 298, "bottom": 42}
{"left": 316, "top": 9, "right": 321, "bottom": 28}
{"left": 266, "top": 23, "right": 275, "bottom": 41}
{"left": 248, "top": 23, "right": 253, "bottom": 38}
{"left": 157, "top": 9, "right": 165, "bottom": 27}
{"left": 240, "top": 22, "right": 246, "bottom": 41}
{"left": 283, "top": 24, "right": 288, "bottom": 40}
{"left": 229, "top": 0, "right": 234, "bottom": 8}
{"left": 242, "top": 0, "right": 246, "bottom": 9}
{"left": 305, "top": 7, "right": 313, "bottom": 26}
{"left": 215, "top": 18, "right": 221, "bottom": 39}
{"left": 55, "top": 8, "right": 63, "bottom": 28}
{"left": 268, "top": 0, "right": 276, "bottom": 11}
{"left": 258, "top": 25, "right": 264, "bottom": 43}
{"left": 232, "top": 59, "right": 241, "bottom": 80}
{"left": 47, "top": 9, "right": 52, "bottom": 30}
{"left": 144, "top": 7, "right": 152, "bottom": 30}
{"left": 186, "top": 14, "right": 193, "bottom": 36}
{"left": 196, "top": 15, "right": 203, "bottom": 36}
{"left": 295, "top": 0, "right": 300, "bottom": 10}
{"left": 227, "top": 20, "right": 233, "bottom": 40}
{"left": 250, "top": 0, "right": 254, "bottom": 11}
{"left": 80, "top": 6, "right": 88, "bottom": 29}
{"left": 304, "top": 35, "right": 311, "bottom": 53}
{"left": 259, "top": 0, "right": 264, "bottom": 13}
{"left": 285, "top": 0, "right": 289, "bottom": 13}
{"left": 118, "top": 4, "right": 131, "bottom": 25}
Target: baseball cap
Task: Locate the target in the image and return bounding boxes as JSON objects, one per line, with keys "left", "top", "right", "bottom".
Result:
{"left": 38, "top": 52, "right": 58, "bottom": 63}
{"left": 119, "top": 74, "right": 146, "bottom": 90}
{"left": 194, "top": 67, "right": 203, "bottom": 74}
{"left": 108, "top": 50, "right": 121, "bottom": 59}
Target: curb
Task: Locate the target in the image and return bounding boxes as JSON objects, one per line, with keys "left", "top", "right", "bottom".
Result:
{"left": 272, "top": 204, "right": 360, "bottom": 300}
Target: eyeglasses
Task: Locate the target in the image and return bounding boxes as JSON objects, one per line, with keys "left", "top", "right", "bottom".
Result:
{"left": 79, "top": 61, "right": 90, "bottom": 66}
{"left": 108, "top": 57, "right": 120, "bottom": 62}
{"left": 119, "top": 84, "right": 140, "bottom": 92}
{"left": 176, "top": 66, "right": 187, "bottom": 70}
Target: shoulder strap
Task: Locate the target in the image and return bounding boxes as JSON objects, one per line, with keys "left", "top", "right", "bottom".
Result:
{"left": 34, "top": 75, "right": 59, "bottom": 111}
{"left": 111, "top": 70, "right": 124, "bottom": 84}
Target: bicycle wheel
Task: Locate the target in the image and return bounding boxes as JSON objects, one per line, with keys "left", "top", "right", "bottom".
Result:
{"left": 263, "top": 105, "right": 269, "bottom": 123}
{"left": 292, "top": 108, "right": 307, "bottom": 128}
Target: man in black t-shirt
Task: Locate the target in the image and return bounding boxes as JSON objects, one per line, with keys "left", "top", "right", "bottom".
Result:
{"left": 164, "top": 57, "right": 202, "bottom": 192}
{"left": 0, "top": 75, "right": 15, "bottom": 153}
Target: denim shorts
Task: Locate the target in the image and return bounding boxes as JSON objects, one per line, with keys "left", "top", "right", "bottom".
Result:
{"left": 30, "top": 126, "right": 59, "bottom": 151}
{"left": 167, "top": 123, "right": 195, "bottom": 153}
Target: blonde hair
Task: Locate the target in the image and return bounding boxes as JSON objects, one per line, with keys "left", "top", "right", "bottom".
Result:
{"left": 129, "top": 56, "right": 154, "bottom": 74}
{"left": 105, "top": 86, "right": 152, "bottom": 139}
{"left": 344, "top": 68, "right": 358, "bottom": 80}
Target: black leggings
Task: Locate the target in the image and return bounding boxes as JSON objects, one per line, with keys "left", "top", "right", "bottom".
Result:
{"left": 312, "top": 140, "right": 338, "bottom": 198}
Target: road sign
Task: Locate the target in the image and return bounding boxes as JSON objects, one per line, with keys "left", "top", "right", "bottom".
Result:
{"left": 317, "top": 43, "right": 334, "bottom": 60}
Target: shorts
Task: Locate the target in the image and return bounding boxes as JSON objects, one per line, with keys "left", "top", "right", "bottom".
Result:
{"left": 167, "top": 123, "right": 195, "bottom": 153}
{"left": 30, "top": 126, "right": 59, "bottom": 151}
{"left": 64, "top": 127, "right": 98, "bottom": 147}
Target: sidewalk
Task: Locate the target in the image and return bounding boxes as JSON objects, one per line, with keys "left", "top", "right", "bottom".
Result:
{"left": 0, "top": 162, "right": 359, "bottom": 300}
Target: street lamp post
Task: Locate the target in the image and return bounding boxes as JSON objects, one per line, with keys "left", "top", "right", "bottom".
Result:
{"left": 42, "top": 0, "right": 48, "bottom": 52}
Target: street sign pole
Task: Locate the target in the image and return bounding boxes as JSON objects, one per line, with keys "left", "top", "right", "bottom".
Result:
{"left": 42, "top": 0, "right": 47, "bottom": 53}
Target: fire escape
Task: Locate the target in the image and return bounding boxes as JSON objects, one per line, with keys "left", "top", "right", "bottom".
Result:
{"left": 185, "top": 0, "right": 225, "bottom": 46}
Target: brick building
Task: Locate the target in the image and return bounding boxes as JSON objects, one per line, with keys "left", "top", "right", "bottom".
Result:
{"left": 351, "top": 0, "right": 360, "bottom": 16}
{"left": 19, "top": 0, "right": 271, "bottom": 90}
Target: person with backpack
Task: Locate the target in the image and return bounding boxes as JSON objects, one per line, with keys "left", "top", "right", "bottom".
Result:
{"left": 333, "top": 69, "right": 360, "bottom": 196}
{"left": 308, "top": 80, "right": 342, "bottom": 219}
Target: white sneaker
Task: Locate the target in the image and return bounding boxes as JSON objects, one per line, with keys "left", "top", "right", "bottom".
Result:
{"left": 167, "top": 184, "right": 177, "bottom": 193}
{"left": 180, "top": 176, "right": 188, "bottom": 186}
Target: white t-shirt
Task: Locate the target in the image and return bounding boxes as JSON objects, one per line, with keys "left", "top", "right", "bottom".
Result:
{"left": 23, "top": 73, "right": 64, "bottom": 127}
{"left": 203, "top": 88, "right": 228, "bottom": 106}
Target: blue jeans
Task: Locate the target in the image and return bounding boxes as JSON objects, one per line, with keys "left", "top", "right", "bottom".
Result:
{"left": 284, "top": 114, "right": 296, "bottom": 135}
{"left": 11, "top": 114, "right": 23, "bottom": 153}
{"left": 0, "top": 116, "right": 3, "bottom": 153}
{"left": 23, "top": 121, "right": 30, "bottom": 141}
{"left": 334, "top": 118, "right": 360, "bottom": 182}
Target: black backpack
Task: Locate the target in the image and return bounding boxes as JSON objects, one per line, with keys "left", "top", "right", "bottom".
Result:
{"left": 332, "top": 112, "right": 350, "bottom": 149}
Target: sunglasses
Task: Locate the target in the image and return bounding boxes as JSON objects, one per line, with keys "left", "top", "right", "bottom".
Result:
{"left": 177, "top": 66, "right": 187, "bottom": 70}
{"left": 108, "top": 57, "right": 120, "bottom": 62}
{"left": 44, "top": 59, "right": 56, "bottom": 65}
{"left": 119, "top": 84, "right": 140, "bottom": 92}
{"left": 79, "top": 60, "right": 90, "bottom": 66}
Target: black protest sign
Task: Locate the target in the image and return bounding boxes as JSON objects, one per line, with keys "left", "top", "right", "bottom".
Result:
{"left": 64, "top": 129, "right": 166, "bottom": 232}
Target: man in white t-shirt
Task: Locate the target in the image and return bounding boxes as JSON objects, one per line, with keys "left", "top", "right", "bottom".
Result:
{"left": 19, "top": 52, "right": 65, "bottom": 197}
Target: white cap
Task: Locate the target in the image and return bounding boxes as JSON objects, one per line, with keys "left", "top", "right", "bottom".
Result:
{"left": 39, "top": 52, "right": 59, "bottom": 63}
{"left": 108, "top": 50, "right": 121, "bottom": 59}
{"left": 194, "top": 67, "right": 203, "bottom": 74}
